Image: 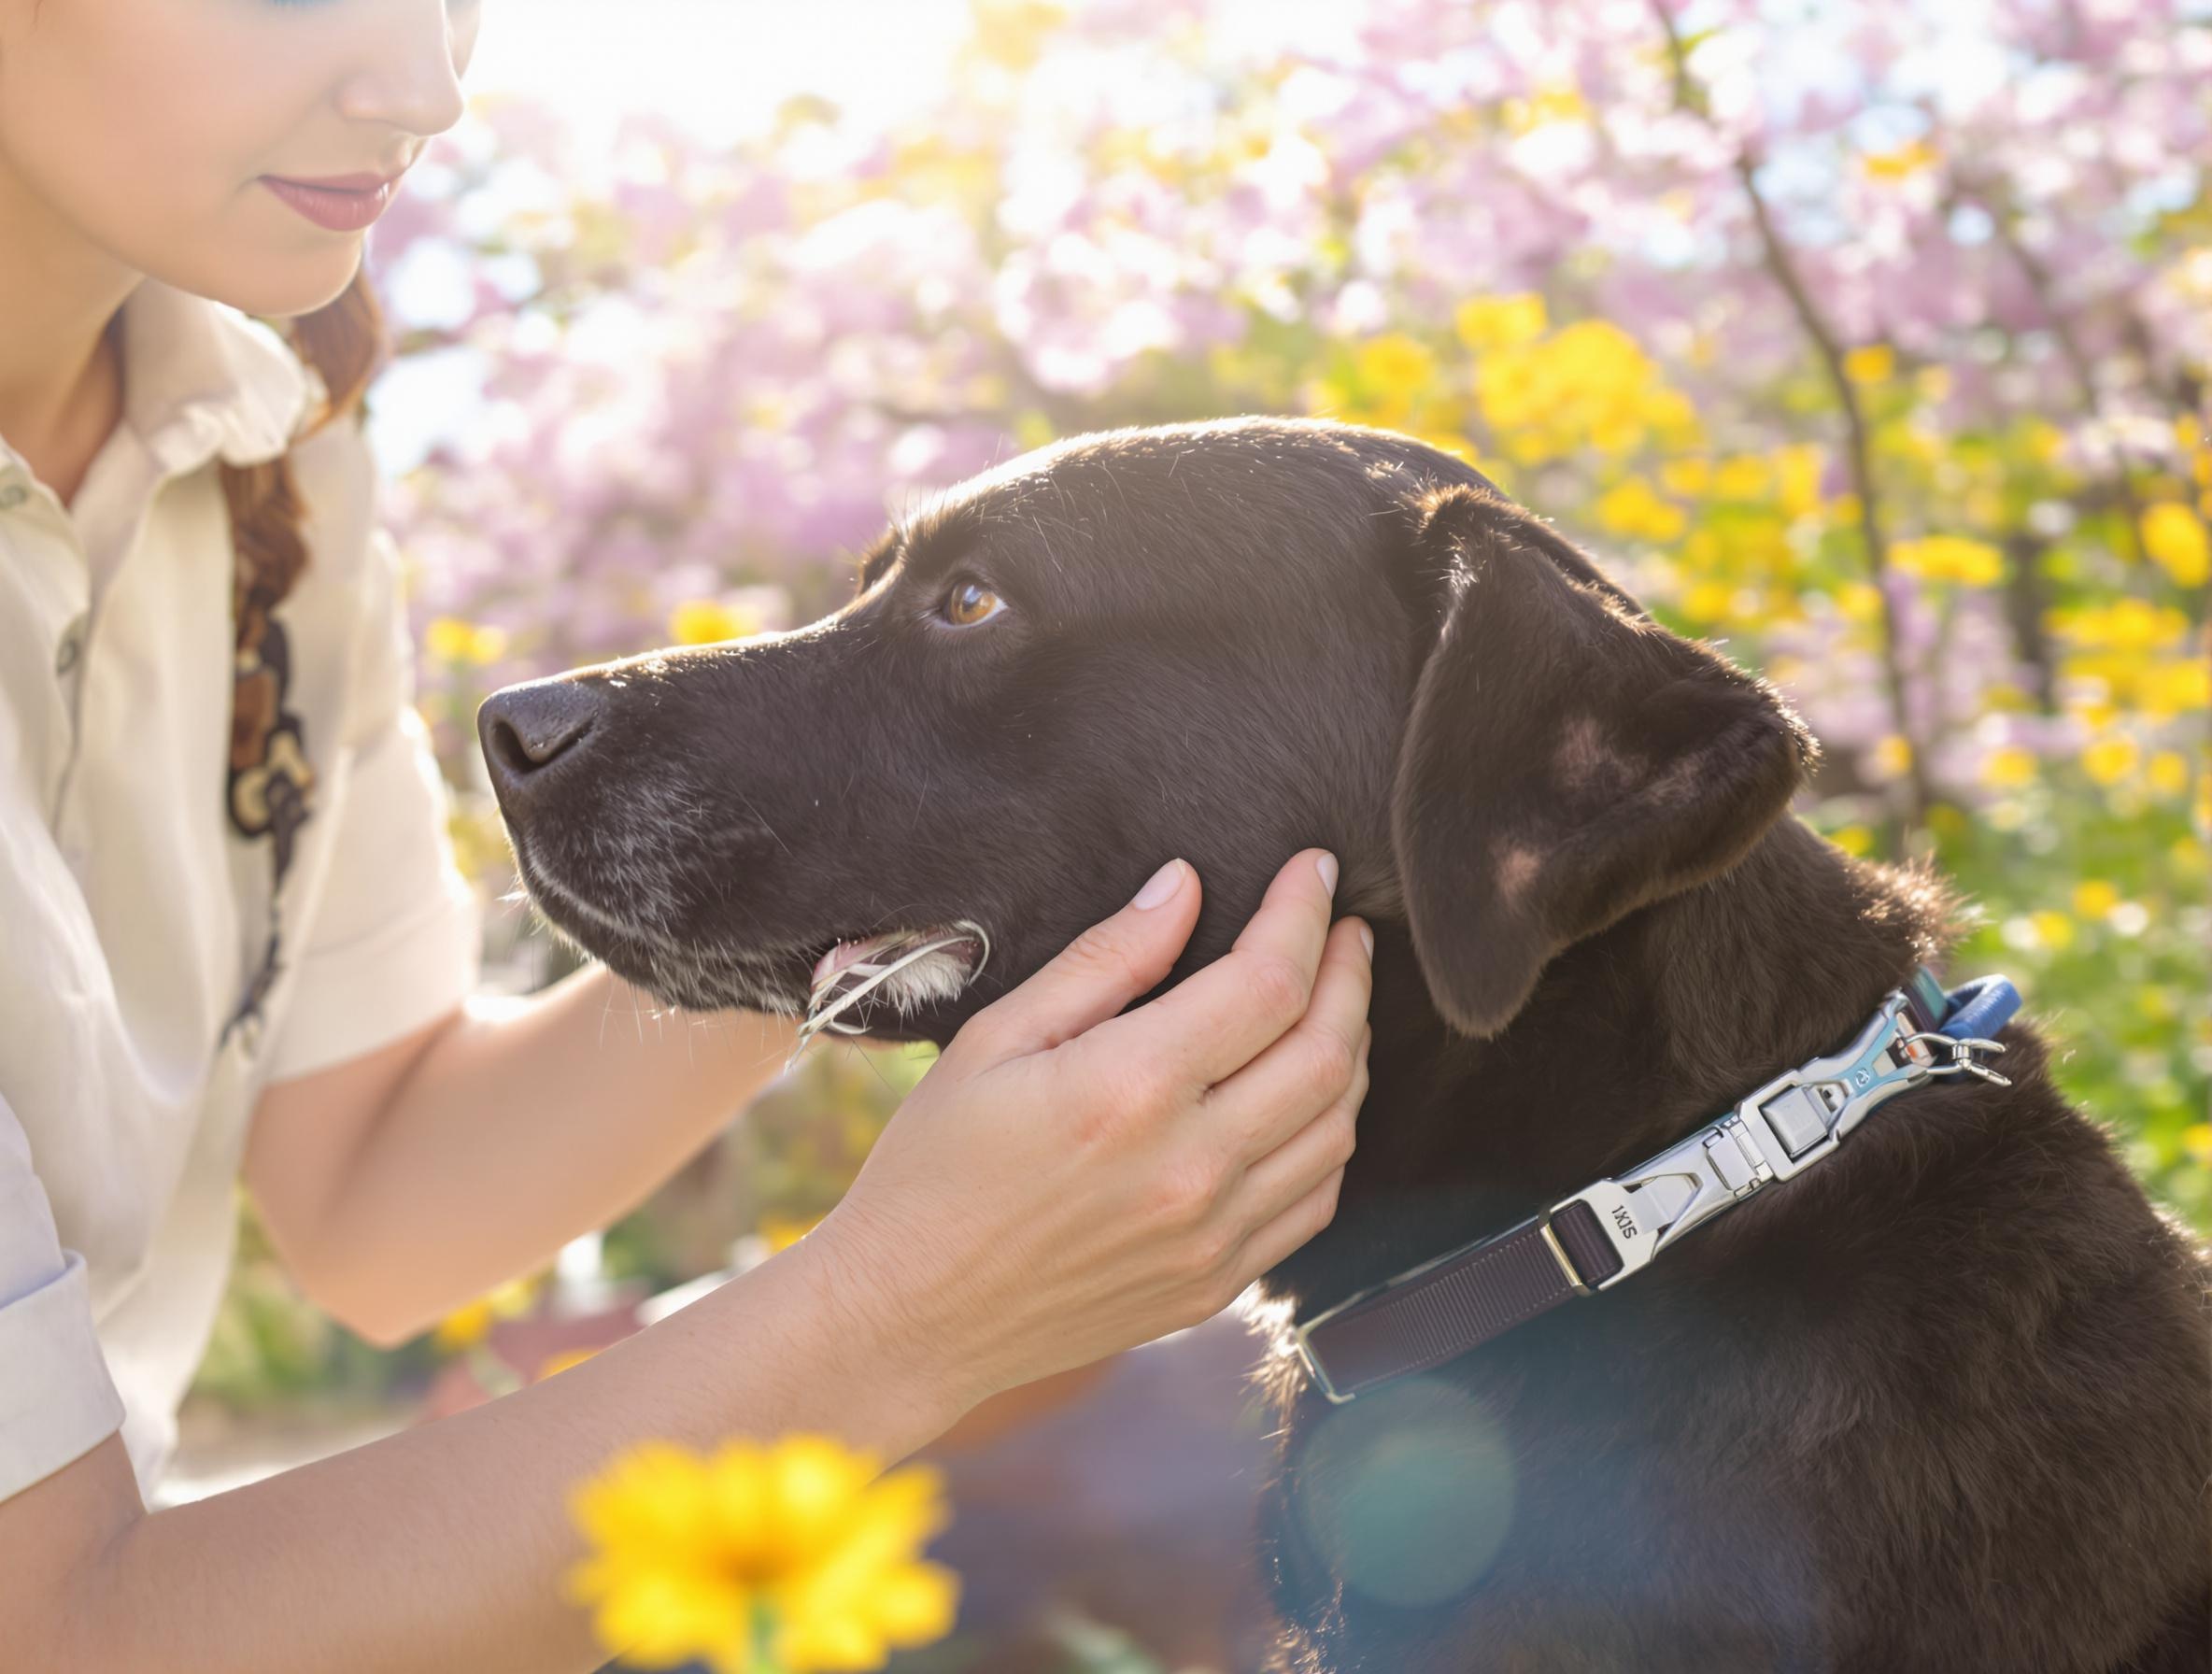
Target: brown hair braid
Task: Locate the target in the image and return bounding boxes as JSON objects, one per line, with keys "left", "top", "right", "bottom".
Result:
{"left": 215, "top": 269, "right": 389, "bottom": 1041}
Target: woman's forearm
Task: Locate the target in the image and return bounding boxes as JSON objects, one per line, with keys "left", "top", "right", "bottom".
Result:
{"left": 276, "top": 963, "right": 802, "bottom": 1344}
{"left": 30, "top": 1235, "right": 959, "bottom": 1674}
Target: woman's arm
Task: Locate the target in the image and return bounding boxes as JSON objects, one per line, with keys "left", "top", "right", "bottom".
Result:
{"left": 6, "top": 851, "right": 1371, "bottom": 1672}
{"left": 9, "top": 1232, "right": 957, "bottom": 1674}
{"left": 245, "top": 962, "right": 802, "bottom": 1344}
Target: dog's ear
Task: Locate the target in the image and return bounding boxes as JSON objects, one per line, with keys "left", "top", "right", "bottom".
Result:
{"left": 1388, "top": 485, "right": 1816, "bottom": 1038}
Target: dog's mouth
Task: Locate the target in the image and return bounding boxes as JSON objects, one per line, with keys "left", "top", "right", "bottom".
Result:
{"left": 509, "top": 830, "right": 992, "bottom": 1035}
{"left": 799, "top": 924, "right": 992, "bottom": 1048}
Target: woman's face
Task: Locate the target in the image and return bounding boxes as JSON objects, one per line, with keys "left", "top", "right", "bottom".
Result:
{"left": 0, "top": 0, "right": 483, "bottom": 318}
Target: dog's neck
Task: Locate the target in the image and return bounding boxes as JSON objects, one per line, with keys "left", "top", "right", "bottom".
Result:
{"left": 1269, "top": 818, "right": 1951, "bottom": 1316}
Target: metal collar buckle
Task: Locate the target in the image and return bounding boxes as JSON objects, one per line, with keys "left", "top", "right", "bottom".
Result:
{"left": 1540, "top": 988, "right": 1949, "bottom": 1293}
{"left": 1285, "top": 973, "right": 2019, "bottom": 1404}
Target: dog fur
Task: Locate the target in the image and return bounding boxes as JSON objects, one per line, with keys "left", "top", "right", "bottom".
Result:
{"left": 480, "top": 418, "right": 2211, "bottom": 1672}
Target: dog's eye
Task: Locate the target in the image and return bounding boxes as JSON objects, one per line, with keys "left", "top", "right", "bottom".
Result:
{"left": 942, "top": 579, "right": 1004, "bottom": 627}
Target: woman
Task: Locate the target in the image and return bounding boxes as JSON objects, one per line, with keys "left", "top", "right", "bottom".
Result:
{"left": 0, "top": 2, "right": 1375, "bottom": 1666}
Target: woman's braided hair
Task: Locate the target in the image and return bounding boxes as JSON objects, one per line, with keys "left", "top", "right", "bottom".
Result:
{"left": 215, "top": 270, "right": 386, "bottom": 616}
{"left": 213, "top": 270, "right": 388, "bottom": 1039}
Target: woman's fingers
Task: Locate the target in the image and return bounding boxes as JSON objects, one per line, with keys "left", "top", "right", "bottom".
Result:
{"left": 1228, "top": 1159, "right": 1354, "bottom": 1289}
{"left": 1217, "top": 1021, "right": 1369, "bottom": 1234}
{"left": 1083, "top": 847, "right": 1345, "bottom": 1093}
{"left": 1204, "top": 916, "right": 1374, "bottom": 1164}
{"left": 952, "top": 858, "right": 1201, "bottom": 1070}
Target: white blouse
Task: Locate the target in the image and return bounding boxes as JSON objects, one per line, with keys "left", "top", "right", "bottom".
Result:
{"left": 0, "top": 281, "right": 481, "bottom": 1501}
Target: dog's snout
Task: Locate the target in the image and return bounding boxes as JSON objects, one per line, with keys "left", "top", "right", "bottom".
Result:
{"left": 479, "top": 679, "right": 602, "bottom": 793}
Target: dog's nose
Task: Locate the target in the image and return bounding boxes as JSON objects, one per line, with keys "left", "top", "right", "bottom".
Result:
{"left": 478, "top": 679, "right": 602, "bottom": 794}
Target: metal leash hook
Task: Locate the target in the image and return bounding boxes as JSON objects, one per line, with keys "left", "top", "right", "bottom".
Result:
{"left": 1901, "top": 1031, "right": 2013, "bottom": 1087}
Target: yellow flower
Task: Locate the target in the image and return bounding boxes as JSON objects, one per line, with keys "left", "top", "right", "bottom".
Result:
{"left": 1595, "top": 477, "right": 1687, "bottom": 543}
{"left": 2049, "top": 599, "right": 2188, "bottom": 654}
{"left": 1711, "top": 455, "right": 1770, "bottom": 502}
{"left": 1829, "top": 823, "right": 1875, "bottom": 857}
{"left": 1861, "top": 139, "right": 1938, "bottom": 181}
{"left": 757, "top": 1212, "right": 827, "bottom": 1255}
{"left": 2071, "top": 880, "right": 2120, "bottom": 920}
{"left": 1870, "top": 734, "right": 1914, "bottom": 780}
{"left": 2182, "top": 1123, "right": 2212, "bottom": 1168}
{"left": 1980, "top": 745, "right": 2037, "bottom": 789}
{"left": 2030, "top": 910, "right": 2076, "bottom": 952}
{"left": 1682, "top": 580, "right": 1738, "bottom": 623}
{"left": 1356, "top": 333, "right": 1438, "bottom": 395}
{"left": 1772, "top": 445, "right": 1823, "bottom": 518}
{"left": 1842, "top": 344, "right": 1894, "bottom": 384}
{"left": 1502, "top": 83, "right": 1589, "bottom": 135}
{"left": 1659, "top": 457, "right": 1711, "bottom": 498}
{"left": 2081, "top": 735, "right": 2139, "bottom": 787}
{"left": 671, "top": 600, "right": 759, "bottom": 646}
{"left": 432, "top": 1275, "right": 541, "bottom": 1353}
{"left": 424, "top": 616, "right": 509, "bottom": 664}
{"left": 539, "top": 1347, "right": 603, "bottom": 1382}
{"left": 2138, "top": 660, "right": 2211, "bottom": 719}
{"left": 1836, "top": 581, "right": 1884, "bottom": 626}
{"left": 1893, "top": 535, "right": 2004, "bottom": 587}
{"left": 2140, "top": 503, "right": 2210, "bottom": 587}
{"left": 2147, "top": 750, "right": 2191, "bottom": 797}
{"left": 567, "top": 1436, "right": 958, "bottom": 1674}
{"left": 1454, "top": 294, "right": 1548, "bottom": 355}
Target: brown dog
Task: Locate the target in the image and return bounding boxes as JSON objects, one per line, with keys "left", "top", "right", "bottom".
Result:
{"left": 480, "top": 418, "right": 2209, "bottom": 1672}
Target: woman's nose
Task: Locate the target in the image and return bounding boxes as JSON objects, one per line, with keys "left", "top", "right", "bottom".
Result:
{"left": 335, "top": 0, "right": 472, "bottom": 140}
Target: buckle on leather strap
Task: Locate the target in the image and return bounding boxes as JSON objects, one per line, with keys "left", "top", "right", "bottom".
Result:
{"left": 1284, "top": 972, "right": 2018, "bottom": 1405}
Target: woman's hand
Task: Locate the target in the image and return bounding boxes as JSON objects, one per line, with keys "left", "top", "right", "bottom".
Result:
{"left": 808, "top": 848, "right": 1373, "bottom": 1412}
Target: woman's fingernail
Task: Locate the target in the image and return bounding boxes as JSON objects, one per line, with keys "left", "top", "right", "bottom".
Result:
{"left": 1358, "top": 922, "right": 1374, "bottom": 959}
{"left": 1316, "top": 852, "right": 1339, "bottom": 896}
{"left": 1131, "top": 858, "right": 1184, "bottom": 909}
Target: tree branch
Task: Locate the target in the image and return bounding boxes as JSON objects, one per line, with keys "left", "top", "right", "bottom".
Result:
{"left": 1650, "top": 0, "right": 1933, "bottom": 837}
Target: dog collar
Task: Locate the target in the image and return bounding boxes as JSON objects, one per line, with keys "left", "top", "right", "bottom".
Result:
{"left": 1289, "top": 968, "right": 2022, "bottom": 1404}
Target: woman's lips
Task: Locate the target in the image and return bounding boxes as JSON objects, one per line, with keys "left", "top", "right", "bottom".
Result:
{"left": 261, "top": 172, "right": 404, "bottom": 234}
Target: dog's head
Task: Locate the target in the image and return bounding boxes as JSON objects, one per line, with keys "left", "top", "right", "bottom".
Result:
{"left": 480, "top": 418, "right": 1813, "bottom": 1043}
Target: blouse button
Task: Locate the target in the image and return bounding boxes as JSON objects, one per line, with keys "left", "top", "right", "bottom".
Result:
{"left": 55, "top": 625, "right": 84, "bottom": 676}
{"left": 0, "top": 483, "right": 27, "bottom": 510}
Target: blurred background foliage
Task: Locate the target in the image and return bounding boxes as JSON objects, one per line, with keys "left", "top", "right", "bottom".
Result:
{"left": 197, "top": 0, "right": 2205, "bottom": 1460}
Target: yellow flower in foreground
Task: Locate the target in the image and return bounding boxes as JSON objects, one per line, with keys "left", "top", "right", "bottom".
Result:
{"left": 2147, "top": 750, "right": 2191, "bottom": 797}
{"left": 568, "top": 1437, "right": 957, "bottom": 1674}
{"left": 1893, "top": 534, "right": 2004, "bottom": 586}
{"left": 2140, "top": 503, "right": 2210, "bottom": 587}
